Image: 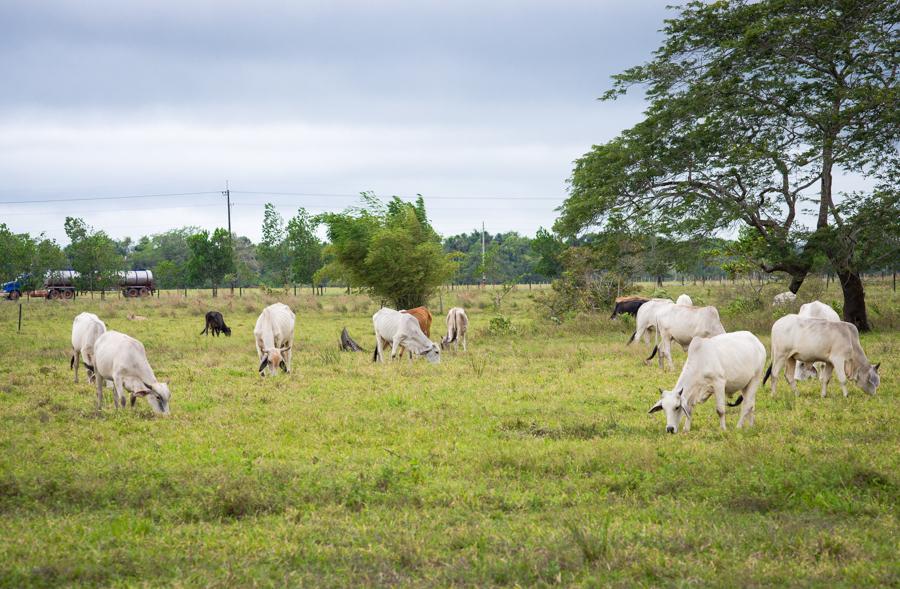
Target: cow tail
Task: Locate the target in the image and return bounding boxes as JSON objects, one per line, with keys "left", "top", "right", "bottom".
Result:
{"left": 372, "top": 348, "right": 378, "bottom": 362}
{"left": 70, "top": 355, "right": 75, "bottom": 369}
{"left": 762, "top": 363, "right": 773, "bottom": 385}
{"left": 82, "top": 362, "right": 94, "bottom": 372}
{"left": 646, "top": 345, "right": 659, "bottom": 361}
{"left": 626, "top": 331, "right": 636, "bottom": 345}
{"left": 727, "top": 395, "right": 744, "bottom": 407}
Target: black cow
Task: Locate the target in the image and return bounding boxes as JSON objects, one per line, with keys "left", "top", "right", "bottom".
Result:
{"left": 609, "top": 296, "right": 650, "bottom": 319}
{"left": 201, "top": 311, "right": 232, "bottom": 337}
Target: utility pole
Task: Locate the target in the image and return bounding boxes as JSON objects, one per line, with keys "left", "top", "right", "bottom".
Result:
{"left": 481, "top": 221, "right": 486, "bottom": 288}
{"left": 223, "top": 181, "right": 234, "bottom": 295}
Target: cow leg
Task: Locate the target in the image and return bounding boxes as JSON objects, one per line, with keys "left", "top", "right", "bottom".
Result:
{"left": 462, "top": 333, "right": 467, "bottom": 352}
{"left": 784, "top": 357, "right": 798, "bottom": 395}
{"left": 95, "top": 372, "right": 104, "bottom": 410}
{"left": 831, "top": 359, "right": 850, "bottom": 398}
{"left": 818, "top": 363, "right": 833, "bottom": 397}
{"left": 73, "top": 349, "right": 80, "bottom": 383}
{"left": 284, "top": 343, "right": 293, "bottom": 373}
{"left": 390, "top": 337, "right": 402, "bottom": 361}
{"left": 770, "top": 355, "right": 785, "bottom": 397}
{"left": 737, "top": 379, "right": 759, "bottom": 428}
{"left": 113, "top": 376, "right": 127, "bottom": 409}
{"left": 714, "top": 383, "right": 727, "bottom": 431}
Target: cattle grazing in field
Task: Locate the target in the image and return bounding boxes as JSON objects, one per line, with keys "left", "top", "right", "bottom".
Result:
{"left": 71, "top": 312, "right": 106, "bottom": 384}
{"left": 649, "top": 331, "right": 766, "bottom": 433}
{"left": 201, "top": 311, "right": 232, "bottom": 337}
{"left": 765, "top": 314, "right": 880, "bottom": 398}
{"left": 401, "top": 306, "right": 433, "bottom": 338}
{"left": 440, "top": 307, "right": 469, "bottom": 352}
{"left": 794, "top": 301, "right": 841, "bottom": 381}
{"left": 646, "top": 304, "right": 726, "bottom": 371}
{"left": 254, "top": 303, "right": 295, "bottom": 376}
{"left": 91, "top": 330, "right": 171, "bottom": 414}
{"left": 627, "top": 298, "right": 674, "bottom": 347}
{"left": 772, "top": 291, "right": 797, "bottom": 306}
{"left": 610, "top": 296, "right": 650, "bottom": 319}
{"left": 676, "top": 294, "right": 693, "bottom": 306}
{"left": 373, "top": 308, "right": 440, "bottom": 363}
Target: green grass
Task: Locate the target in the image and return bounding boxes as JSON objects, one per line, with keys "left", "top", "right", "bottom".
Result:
{"left": 0, "top": 282, "right": 897, "bottom": 587}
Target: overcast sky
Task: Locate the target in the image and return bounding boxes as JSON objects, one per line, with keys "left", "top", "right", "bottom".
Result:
{"left": 0, "top": 0, "right": 674, "bottom": 244}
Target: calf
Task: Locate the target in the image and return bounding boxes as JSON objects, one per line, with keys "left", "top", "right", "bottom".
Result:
{"left": 610, "top": 296, "right": 650, "bottom": 319}
{"left": 649, "top": 331, "right": 766, "bottom": 433}
{"left": 646, "top": 304, "right": 726, "bottom": 371}
{"left": 201, "top": 311, "right": 232, "bottom": 337}
{"left": 373, "top": 308, "right": 440, "bottom": 363}
{"left": 440, "top": 307, "right": 469, "bottom": 352}
{"left": 766, "top": 314, "right": 880, "bottom": 397}
{"left": 92, "top": 330, "right": 171, "bottom": 414}
{"left": 71, "top": 312, "right": 106, "bottom": 383}
{"left": 254, "top": 303, "right": 295, "bottom": 376}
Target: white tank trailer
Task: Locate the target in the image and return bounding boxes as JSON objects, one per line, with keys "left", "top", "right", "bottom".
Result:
{"left": 120, "top": 270, "right": 156, "bottom": 297}
{"left": 43, "top": 270, "right": 79, "bottom": 300}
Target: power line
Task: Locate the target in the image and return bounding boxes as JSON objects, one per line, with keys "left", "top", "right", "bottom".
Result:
{"left": 232, "top": 190, "right": 564, "bottom": 201}
{"left": 0, "top": 191, "right": 221, "bottom": 205}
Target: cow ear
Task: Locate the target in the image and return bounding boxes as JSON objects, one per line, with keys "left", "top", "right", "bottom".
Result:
{"left": 258, "top": 354, "right": 269, "bottom": 373}
{"left": 676, "top": 388, "right": 684, "bottom": 398}
{"left": 281, "top": 345, "right": 291, "bottom": 352}
{"left": 874, "top": 362, "right": 880, "bottom": 372}
{"left": 658, "top": 387, "right": 664, "bottom": 397}
{"left": 648, "top": 400, "right": 663, "bottom": 414}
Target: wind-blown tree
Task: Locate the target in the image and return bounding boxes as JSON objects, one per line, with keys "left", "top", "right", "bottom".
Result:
{"left": 64, "top": 217, "right": 124, "bottom": 294}
{"left": 558, "top": 0, "right": 899, "bottom": 330}
{"left": 318, "top": 193, "right": 456, "bottom": 308}
{"left": 530, "top": 228, "right": 565, "bottom": 280}
{"left": 186, "top": 228, "right": 235, "bottom": 296}
{"left": 285, "top": 207, "right": 324, "bottom": 292}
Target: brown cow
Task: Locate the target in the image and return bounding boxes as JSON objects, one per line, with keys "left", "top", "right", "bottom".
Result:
{"left": 401, "top": 306, "right": 432, "bottom": 338}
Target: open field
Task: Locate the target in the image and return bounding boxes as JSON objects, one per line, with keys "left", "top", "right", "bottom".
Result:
{"left": 1, "top": 281, "right": 898, "bottom": 587}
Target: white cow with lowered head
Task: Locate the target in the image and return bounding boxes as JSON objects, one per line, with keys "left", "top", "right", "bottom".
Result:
{"left": 71, "top": 312, "right": 106, "bottom": 383}
{"left": 92, "top": 330, "right": 171, "bottom": 414}
{"left": 254, "top": 303, "right": 295, "bottom": 376}
{"left": 649, "top": 331, "right": 766, "bottom": 433}
{"left": 766, "top": 314, "right": 880, "bottom": 398}
{"left": 373, "top": 308, "right": 440, "bottom": 363}
{"left": 440, "top": 307, "right": 469, "bottom": 352}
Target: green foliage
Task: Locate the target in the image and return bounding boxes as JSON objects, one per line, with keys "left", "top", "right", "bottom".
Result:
{"left": 319, "top": 193, "right": 457, "bottom": 308}
{"left": 258, "top": 204, "right": 291, "bottom": 286}
{"left": 186, "top": 228, "right": 235, "bottom": 290}
{"left": 285, "top": 207, "right": 324, "bottom": 286}
{"left": 64, "top": 217, "right": 124, "bottom": 291}
{"left": 444, "top": 230, "right": 543, "bottom": 284}
{"left": 487, "top": 315, "right": 514, "bottom": 335}
{"left": 530, "top": 227, "right": 565, "bottom": 279}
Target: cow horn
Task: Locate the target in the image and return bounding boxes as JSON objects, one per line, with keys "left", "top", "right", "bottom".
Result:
{"left": 258, "top": 355, "right": 269, "bottom": 373}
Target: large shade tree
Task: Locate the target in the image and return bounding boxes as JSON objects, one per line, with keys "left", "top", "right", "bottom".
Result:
{"left": 558, "top": 0, "right": 899, "bottom": 330}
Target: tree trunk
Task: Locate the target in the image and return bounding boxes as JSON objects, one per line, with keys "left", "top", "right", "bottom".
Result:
{"left": 837, "top": 271, "right": 870, "bottom": 332}
{"left": 656, "top": 275, "right": 662, "bottom": 287}
{"left": 787, "top": 272, "right": 807, "bottom": 294}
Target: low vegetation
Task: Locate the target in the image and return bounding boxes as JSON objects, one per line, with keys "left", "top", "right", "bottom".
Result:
{"left": 0, "top": 281, "right": 897, "bottom": 587}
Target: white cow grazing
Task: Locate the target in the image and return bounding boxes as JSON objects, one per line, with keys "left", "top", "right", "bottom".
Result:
{"left": 440, "top": 307, "right": 469, "bottom": 352}
{"left": 647, "top": 305, "right": 726, "bottom": 371}
{"left": 649, "top": 331, "right": 766, "bottom": 433}
{"left": 628, "top": 298, "right": 674, "bottom": 349}
{"left": 794, "top": 301, "right": 842, "bottom": 381}
{"left": 373, "top": 308, "right": 440, "bottom": 363}
{"left": 92, "top": 331, "right": 171, "bottom": 414}
{"left": 773, "top": 291, "right": 797, "bottom": 306}
{"left": 676, "top": 294, "right": 693, "bottom": 306}
{"left": 254, "top": 303, "right": 295, "bottom": 376}
{"left": 766, "top": 314, "right": 880, "bottom": 397}
{"left": 71, "top": 312, "right": 106, "bottom": 383}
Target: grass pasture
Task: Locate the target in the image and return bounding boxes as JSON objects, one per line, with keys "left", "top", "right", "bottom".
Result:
{"left": 0, "top": 282, "right": 898, "bottom": 587}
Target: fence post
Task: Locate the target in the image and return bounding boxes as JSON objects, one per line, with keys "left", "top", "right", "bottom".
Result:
{"left": 18, "top": 303, "right": 22, "bottom": 333}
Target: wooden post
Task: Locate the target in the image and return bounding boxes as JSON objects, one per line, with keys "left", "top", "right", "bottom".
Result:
{"left": 17, "top": 303, "right": 22, "bottom": 333}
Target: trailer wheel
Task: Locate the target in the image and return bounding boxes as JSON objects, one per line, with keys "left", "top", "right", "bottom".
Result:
{"left": 140, "top": 287, "right": 150, "bottom": 297}
{"left": 47, "top": 289, "right": 59, "bottom": 300}
{"left": 9, "top": 290, "right": 20, "bottom": 301}
{"left": 63, "top": 290, "right": 74, "bottom": 300}
{"left": 127, "top": 288, "right": 139, "bottom": 297}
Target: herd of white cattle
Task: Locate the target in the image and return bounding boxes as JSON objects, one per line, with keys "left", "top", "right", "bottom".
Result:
{"left": 67, "top": 294, "right": 879, "bottom": 434}
{"left": 638, "top": 296, "right": 880, "bottom": 433}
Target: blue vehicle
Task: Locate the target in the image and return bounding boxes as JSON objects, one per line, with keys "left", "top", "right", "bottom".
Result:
{"left": 2, "top": 274, "right": 29, "bottom": 301}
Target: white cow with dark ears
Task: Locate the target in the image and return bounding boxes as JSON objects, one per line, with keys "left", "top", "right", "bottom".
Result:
{"left": 649, "top": 331, "right": 766, "bottom": 433}
{"left": 254, "top": 303, "right": 295, "bottom": 376}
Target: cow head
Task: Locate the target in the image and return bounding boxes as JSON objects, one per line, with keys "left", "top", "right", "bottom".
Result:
{"left": 423, "top": 343, "right": 441, "bottom": 364}
{"left": 259, "top": 346, "right": 291, "bottom": 376}
{"left": 222, "top": 325, "right": 232, "bottom": 337}
{"left": 137, "top": 381, "right": 171, "bottom": 415}
{"left": 648, "top": 388, "right": 689, "bottom": 433}
{"left": 855, "top": 361, "right": 880, "bottom": 395}
{"left": 439, "top": 335, "right": 452, "bottom": 351}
